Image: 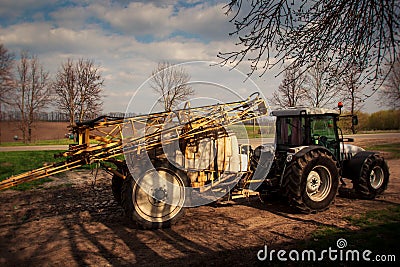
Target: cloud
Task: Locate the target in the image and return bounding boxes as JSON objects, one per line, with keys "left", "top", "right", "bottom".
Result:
{"left": 0, "top": 22, "right": 115, "bottom": 56}
{"left": 86, "top": 1, "right": 173, "bottom": 38}
{"left": 86, "top": 1, "right": 232, "bottom": 41}
{"left": 0, "top": 0, "right": 59, "bottom": 23}
{"left": 0, "top": 1, "right": 285, "bottom": 113}
{"left": 172, "top": 3, "right": 233, "bottom": 41}
{"left": 49, "top": 6, "right": 90, "bottom": 30}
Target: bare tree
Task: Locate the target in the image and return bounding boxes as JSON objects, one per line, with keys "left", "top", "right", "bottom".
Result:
{"left": 379, "top": 55, "right": 400, "bottom": 109}
{"left": 150, "top": 62, "right": 194, "bottom": 111}
{"left": 53, "top": 59, "right": 77, "bottom": 126}
{"left": 220, "top": 0, "right": 399, "bottom": 88}
{"left": 0, "top": 44, "right": 15, "bottom": 143}
{"left": 14, "top": 51, "right": 52, "bottom": 142}
{"left": 53, "top": 58, "right": 104, "bottom": 125}
{"left": 75, "top": 59, "right": 104, "bottom": 122}
{"left": 341, "top": 66, "right": 365, "bottom": 113}
{"left": 339, "top": 65, "right": 365, "bottom": 133}
{"left": 0, "top": 44, "right": 14, "bottom": 104}
{"left": 303, "top": 62, "right": 338, "bottom": 108}
{"left": 269, "top": 65, "right": 307, "bottom": 108}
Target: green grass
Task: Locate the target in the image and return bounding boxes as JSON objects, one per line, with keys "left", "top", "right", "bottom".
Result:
{"left": 0, "top": 150, "right": 122, "bottom": 190}
{"left": 0, "top": 150, "right": 65, "bottom": 190}
{"left": 366, "top": 142, "right": 400, "bottom": 159}
{"left": 0, "top": 138, "right": 74, "bottom": 147}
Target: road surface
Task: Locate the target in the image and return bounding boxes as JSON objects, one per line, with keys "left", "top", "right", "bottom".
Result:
{"left": 0, "top": 145, "right": 68, "bottom": 152}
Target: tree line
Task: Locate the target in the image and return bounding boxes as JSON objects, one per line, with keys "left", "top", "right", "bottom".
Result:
{"left": 0, "top": 44, "right": 104, "bottom": 142}
{"left": 1, "top": 111, "right": 139, "bottom": 122}
{"left": 339, "top": 110, "right": 400, "bottom": 133}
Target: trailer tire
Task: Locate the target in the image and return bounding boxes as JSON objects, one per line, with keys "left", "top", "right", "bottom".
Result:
{"left": 283, "top": 149, "right": 339, "bottom": 213}
{"left": 355, "top": 154, "right": 389, "bottom": 199}
{"left": 121, "top": 161, "right": 190, "bottom": 229}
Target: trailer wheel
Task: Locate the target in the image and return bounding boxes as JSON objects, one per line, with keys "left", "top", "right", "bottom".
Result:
{"left": 111, "top": 175, "right": 123, "bottom": 204}
{"left": 355, "top": 155, "right": 389, "bottom": 199}
{"left": 283, "top": 149, "right": 339, "bottom": 213}
{"left": 121, "top": 162, "right": 189, "bottom": 229}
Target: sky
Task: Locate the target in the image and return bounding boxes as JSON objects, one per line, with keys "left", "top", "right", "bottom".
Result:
{"left": 0, "top": 0, "right": 381, "bottom": 114}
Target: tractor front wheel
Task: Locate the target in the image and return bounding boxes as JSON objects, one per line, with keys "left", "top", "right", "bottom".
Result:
{"left": 283, "top": 149, "right": 339, "bottom": 213}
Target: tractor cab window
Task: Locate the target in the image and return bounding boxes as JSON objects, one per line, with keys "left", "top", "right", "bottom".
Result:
{"left": 310, "top": 116, "right": 338, "bottom": 152}
{"left": 277, "top": 116, "right": 306, "bottom": 146}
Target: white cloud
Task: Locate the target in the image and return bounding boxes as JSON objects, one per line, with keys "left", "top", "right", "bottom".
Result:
{"left": 0, "top": 22, "right": 114, "bottom": 55}
{"left": 88, "top": 1, "right": 174, "bottom": 38}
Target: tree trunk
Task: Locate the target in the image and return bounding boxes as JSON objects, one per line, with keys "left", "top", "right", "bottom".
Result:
{"left": 351, "top": 90, "right": 356, "bottom": 134}
{"left": 28, "top": 127, "right": 32, "bottom": 142}
{"left": 70, "top": 111, "right": 75, "bottom": 126}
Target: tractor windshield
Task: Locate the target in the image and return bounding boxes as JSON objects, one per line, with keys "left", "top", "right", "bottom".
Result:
{"left": 309, "top": 115, "right": 339, "bottom": 157}
{"left": 310, "top": 116, "right": 336, "bottom": 144}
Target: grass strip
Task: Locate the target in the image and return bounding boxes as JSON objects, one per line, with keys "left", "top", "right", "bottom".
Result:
{"left": 0, "top": 150, "right": 65, "bottom": 190}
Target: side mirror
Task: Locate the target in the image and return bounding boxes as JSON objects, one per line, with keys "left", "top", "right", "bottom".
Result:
{"left": 352, "top": 115, "right": 358, "bottom": 126}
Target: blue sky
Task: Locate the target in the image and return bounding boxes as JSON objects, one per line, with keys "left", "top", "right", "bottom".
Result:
{"left": 0, "top": 0, "right": 381, "bottom": 113}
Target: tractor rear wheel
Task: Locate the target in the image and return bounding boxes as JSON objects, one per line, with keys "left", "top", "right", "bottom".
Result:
{"left": 121, "top": 161, "right": 189, "bottom": 229}
{"left": 355, "top": 154, "right": 389, "bottom": 199}
{"left": 283, "top": 149, "right": 339, "bottom": 213}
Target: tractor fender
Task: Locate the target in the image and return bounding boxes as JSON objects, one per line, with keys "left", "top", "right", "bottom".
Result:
{"left": 341, "top": 151, "right": 377, "bottom": 180}
{"left": 293, "top": 146, "right": 337, "bottom": 161}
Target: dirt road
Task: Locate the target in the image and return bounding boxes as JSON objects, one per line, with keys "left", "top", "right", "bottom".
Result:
{"left": 0, "top": 137, "right": 399, "bottom": 266}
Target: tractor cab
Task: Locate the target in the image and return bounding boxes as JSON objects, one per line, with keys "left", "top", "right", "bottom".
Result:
{"left": 272, "top": 108, "right": 341, "bottom": 160}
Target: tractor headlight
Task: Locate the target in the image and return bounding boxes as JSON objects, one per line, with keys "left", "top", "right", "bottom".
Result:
{"left": 286, "top": 154, "right": 293, "bottom": 162}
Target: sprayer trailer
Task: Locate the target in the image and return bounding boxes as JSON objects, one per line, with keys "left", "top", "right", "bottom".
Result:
{"left": 0, "top": 94, "right": 389, "bottom": 229}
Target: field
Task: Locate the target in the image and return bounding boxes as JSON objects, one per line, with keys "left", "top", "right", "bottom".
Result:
{"left": 0, "top": 135, "right": 399, "bottom": 266}
{"left": 0, "top": 121, "right": 70, "bottom": 143}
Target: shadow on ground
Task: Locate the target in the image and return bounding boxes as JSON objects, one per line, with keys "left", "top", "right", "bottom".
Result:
{"left": 1, "top": 181, "right": 399, "bottom": 266}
